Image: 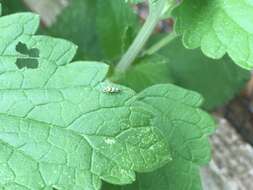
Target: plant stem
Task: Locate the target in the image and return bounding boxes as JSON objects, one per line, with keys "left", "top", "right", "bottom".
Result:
{"left": 115, "top": 0, "right": 166, "bottom": 73}
{"left": 143, "top": 31, "right": 178, "bottom": 55}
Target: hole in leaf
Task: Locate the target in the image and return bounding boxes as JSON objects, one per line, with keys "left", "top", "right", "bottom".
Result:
{"left": 15, "top": 42, "right": 40, "bottom": 69}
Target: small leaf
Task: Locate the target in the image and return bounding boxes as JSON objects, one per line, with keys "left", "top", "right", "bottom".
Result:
{"left": 174, "top": 0, "right": 253, "bottom": 70}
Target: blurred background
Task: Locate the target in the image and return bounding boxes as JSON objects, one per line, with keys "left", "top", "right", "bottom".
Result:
{"left": 1, "top": 0, "right": 253, "bottom": 189}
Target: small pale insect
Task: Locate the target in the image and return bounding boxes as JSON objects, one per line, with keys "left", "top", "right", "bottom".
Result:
{"left": 102, "top": 86, "right": 121, "bottom": 94}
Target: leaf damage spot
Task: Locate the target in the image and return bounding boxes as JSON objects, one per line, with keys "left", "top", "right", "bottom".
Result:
{"left": 15, "top": 42, "right": 39, "bottom": 69}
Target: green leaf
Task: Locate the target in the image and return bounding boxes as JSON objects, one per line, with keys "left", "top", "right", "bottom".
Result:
{"left": 0, "top": 0, "right": 27, "bottom": 15}
{"left": 158, "top": 36, "right": 250, "bottom": 110}
{"left": 128, "top": 158, "right": 202, "bottom": 190}
{"left": 112, "top": 55, "right": 174, "bottom": 92}
{"left": 44, "top": 0, "right": 101, "bottom": 61}
{"left": 0, "top": 5, "right": 215, "bottom": 190}
{"left": 133, "top": 84, "right": 215, "bottom": 164}
{"left": 103, "top": 158, "right": 201, "bottom": 190}
{"left": 96, "top": 0, "right": 140, "bottom": 61}
{"left": 0, "top": 11, "right": 173, "bottom": 190}
{"left": 173, "top": 0, "right": 253, "bottom": 70}
{"left": 103, "top": 84, "right": 215, "bottom": 190}
{"left": 45, "top": 0, "right": 140, "bottom": 62}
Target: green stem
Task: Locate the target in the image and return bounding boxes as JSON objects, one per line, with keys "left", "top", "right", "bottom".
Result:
{"left": 143, "top": 31, "right": 178, "bottom": 55}
{"left": 115, "top": 0, "right": 166, "bottom": 73}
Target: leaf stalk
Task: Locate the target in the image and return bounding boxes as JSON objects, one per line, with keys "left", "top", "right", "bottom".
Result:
{"left": 116, "top": 0, "right": 176, "bottom": 73}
